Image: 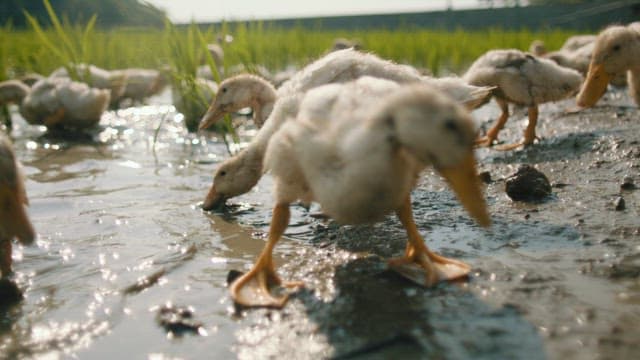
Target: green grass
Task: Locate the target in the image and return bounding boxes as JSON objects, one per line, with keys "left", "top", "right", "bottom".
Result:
{"left": 1, "top": 5, "right": 581, "bottom": 133}
{"left": 2, "top": 17, "right": 580, "bottom": 79}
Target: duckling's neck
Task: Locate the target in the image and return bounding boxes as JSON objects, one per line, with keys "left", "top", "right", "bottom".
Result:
{"left": 249, "top": 81, "right": 277, "bottom": 128}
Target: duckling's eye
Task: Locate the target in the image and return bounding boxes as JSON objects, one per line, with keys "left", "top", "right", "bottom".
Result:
{"left": 385, "top": 115, "right": 395, "bottom": 126}
{"left": 219, "top": 170, "right": 227, "bottom": 177}
{"left": 612, "top": 44, "right": 621, "bottom": 52}
{"left": 221, "top": 87, "right": 228, "bottom": 93}
{"left": 443, "top": 119, "right": 459, "bottom": 133}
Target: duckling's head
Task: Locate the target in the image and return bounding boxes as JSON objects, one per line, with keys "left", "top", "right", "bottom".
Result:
{"left": 0, "top": 80, "right": 30, "bottom": 105}
{"left": 202, "top": 148, "right": 263, "bottom": 211}
{"left": 199, "top": 74, "right": 276, "bottom": 131}
{"left": 529, "top": 40, "right": 547, "bottom": 56}
{"left": 380, "top": 85, "right": 490, "bottom": 227}
{"left": 0, "top": 136, "right": 35, "bottom": 245}
{"left": 577, "top": 25, "right": 640, "bottom": 107}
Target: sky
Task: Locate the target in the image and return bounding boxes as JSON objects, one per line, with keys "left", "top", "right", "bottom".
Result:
{"left": 145, "top": 0, "right": 485, "bottom": 23}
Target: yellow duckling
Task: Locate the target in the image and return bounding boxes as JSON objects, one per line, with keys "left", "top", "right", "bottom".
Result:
{"left": 229, "top": 77, "right": 490, "bottom": 307}
{"left": 0, "top": 132, "right": 35, "bottom": 277}
{"left": 464, "top": 49, "right": 583, "bottom": 150}
{"left": 577, "top": 23, "right": 640, "bottom": 108}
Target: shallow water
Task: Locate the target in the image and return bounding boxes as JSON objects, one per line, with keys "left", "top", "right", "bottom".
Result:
{"left": 1, "top": 87, "right": 639, "bottom": 359}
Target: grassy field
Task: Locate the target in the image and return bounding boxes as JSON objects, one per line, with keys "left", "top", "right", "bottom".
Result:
{"left": 0, "top": 3, "right": 580, "bottom": 132}
{"left": 2, "top": 22, "right": 580, "bottom": 80}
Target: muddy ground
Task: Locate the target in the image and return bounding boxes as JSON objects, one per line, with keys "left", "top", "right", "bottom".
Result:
{"left": 0, "top": 87, "right": 639, "bottom": 359}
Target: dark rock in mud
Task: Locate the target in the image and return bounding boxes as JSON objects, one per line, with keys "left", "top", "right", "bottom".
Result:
{"left": 478, "top": 170, "right": 493, "bottom": 184}
{"left": 226, "top": 269, "right": 244, "bottom": 286}
{"left": 614, "top": 197, "right": 626, "bottom": 211}
{"left": 505, "top": 165, "right": 552, "bottom": 202}
{"left": 620, "top": 176, "right": 636, "bottom": 191}
{"left": 155, "top": 304, "right": 204, "bottom": 336}
{"left": 0, "top": 278, "right": 23, "bottom": 308}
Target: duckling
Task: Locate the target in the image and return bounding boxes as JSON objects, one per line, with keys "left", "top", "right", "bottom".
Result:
{"left": 0, "top": 80, "right": 30, "bottom": 129}
{"left": 577, "top": 24, "right": 640, "bottom": 108}
{"left": 111, "top": 68, "right": 167, "bottom": 104}
{"left": 229, "top": 77, "right": 490, "bottom": 307}
{"left": 542, "top": 36, "right": 627, "bottom": 87}
{"left": 464, "top": 49, "right": 583, "bottom": 150}
{"left": 0, "top": 132, "right": 35, "bottom": 277}
{"left": 0, "top": 80, "right": 30, "bottom": 106}
{"left": 529, "top": 40, "right": 547, "bottom": 56}
{"left": 50, "top": 64, "right": 127, "bottom": 106}
{"left": 199, "top": 48, "right": 493, "bottom": 132}
{"left": 199, "top": 50, "right": 493, "bottom": 209}
{"left": 561, "top": 34, "right": 597, "bottom": 52}
{"left": 20, "top": 78, "right": 110, "bottom": 130}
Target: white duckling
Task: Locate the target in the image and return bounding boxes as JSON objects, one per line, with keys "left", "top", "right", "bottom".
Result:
{"left": 539, "top": 35, "right": 626, "bottom": 87}
{"left": 0, "top": 80, "right": 30, "bottom": 129}
{"left": 111, "top": 68, "right": 167, "bottom": 104}
{"left": 577, "top": 24, "right": 640, "bottom": 108}
{"left": 20, "top": 77, "right": 110, "bottom": 130}
{"left": 0, "top": 80, "right": 30, "bottom": 106}
{"left": 50, "top": 64, "right": 127, "bottom": 106}
{"left": 199, "top": 50, "right": 493, "bottom": 209}
{"left": 0, "top": 132, "right": 35, "bottom": 277}
{"left": 199, "top": 48, "right": 493, "bottom": 132}
{"left": 229, "top": 77, "right": 491, "bottom": 307}
{"left": 464, "top": 49, "right": 583, "bottom": 150}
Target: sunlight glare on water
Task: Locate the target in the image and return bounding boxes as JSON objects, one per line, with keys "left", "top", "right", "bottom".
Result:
{"left": 0, "top": 92, "right": 259, "bottom": 358}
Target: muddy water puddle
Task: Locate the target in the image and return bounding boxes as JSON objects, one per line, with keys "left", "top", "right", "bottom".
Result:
{"left": 1, "top": 88, "right": 640, "bottom": 359}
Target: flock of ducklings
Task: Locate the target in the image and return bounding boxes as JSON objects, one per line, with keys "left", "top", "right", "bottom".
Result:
{"left": 1, "top": 22, "right": 638, "bottom": 308}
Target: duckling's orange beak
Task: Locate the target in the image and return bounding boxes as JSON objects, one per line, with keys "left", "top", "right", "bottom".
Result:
{"left": 198, "top": 103, "right": 226, "bottom": 131}
{"left": 576, "top": 63, "right": 610, "bottom": 108}
{"left": 0, "top": 186, "right": 35, "bottom": 245}
{"left": 437, "top": 152, "right": 491, "bottom": 228}
{"left": 202, "top": 184, "right": 226, "bottom": 211}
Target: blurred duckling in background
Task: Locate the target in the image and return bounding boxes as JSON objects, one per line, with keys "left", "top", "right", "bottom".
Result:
{"left": 0, "top": 80, "right": 30, "bottom": 130}
{"left": 531, "top": 35, "right": 627, "bottom": 87}
{"left": 577, "top": 23, "right": 640, "bottom": 108}
{"left": 50, "top": 64, "right": 127, "bottom": 107}
{"left": 0, "top": 132, "right": 35, "bottom": 278}
{"left": 229, "top": 77, "right": 490, "bottom": 307}
{"left": 200, "top": 48, "right": 493, "bottom": 133}
{"left": 111, "top": 68, "right": 168, "bottom": 106}
{"left": 464, "top": 49, "right": 583, "bottom": 150}
{"left": 20, "top": 77, "right": 110, "bottom": 130}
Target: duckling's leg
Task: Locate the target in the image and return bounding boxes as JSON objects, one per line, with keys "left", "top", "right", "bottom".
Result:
{"left": 388, "top": 198, "right": 471, "bottom": 286}
{"left": 475, "top": 99, "right": 509, "bottom": 147}
{"left": 495, "top": 105, "right": 539, "bottom": 151}
{"left": 229, "top": 203, "right": 303, "bottom": 308}
{"left": 0, "top": 240, "right": 12, "bottom": 277}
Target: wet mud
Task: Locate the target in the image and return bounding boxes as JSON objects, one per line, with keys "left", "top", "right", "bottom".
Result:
{"left": 1, "top": 87, "right": 639, "bottom": 359}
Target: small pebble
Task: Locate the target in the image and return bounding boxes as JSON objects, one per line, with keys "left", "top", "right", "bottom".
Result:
{"left": 614, "top": 197, "right": 626, "bottom": 211}
{"left": 156, "top": 304, "right": 204, "bottom": 336}
{"left": 478, "top": 171, "right": 492, "bottom": 184}
{"left": 505, "top": 165, "right": 552, "bottom": 202}
{"left": 620, "top": 176, "right": 636, "bottom": 190}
